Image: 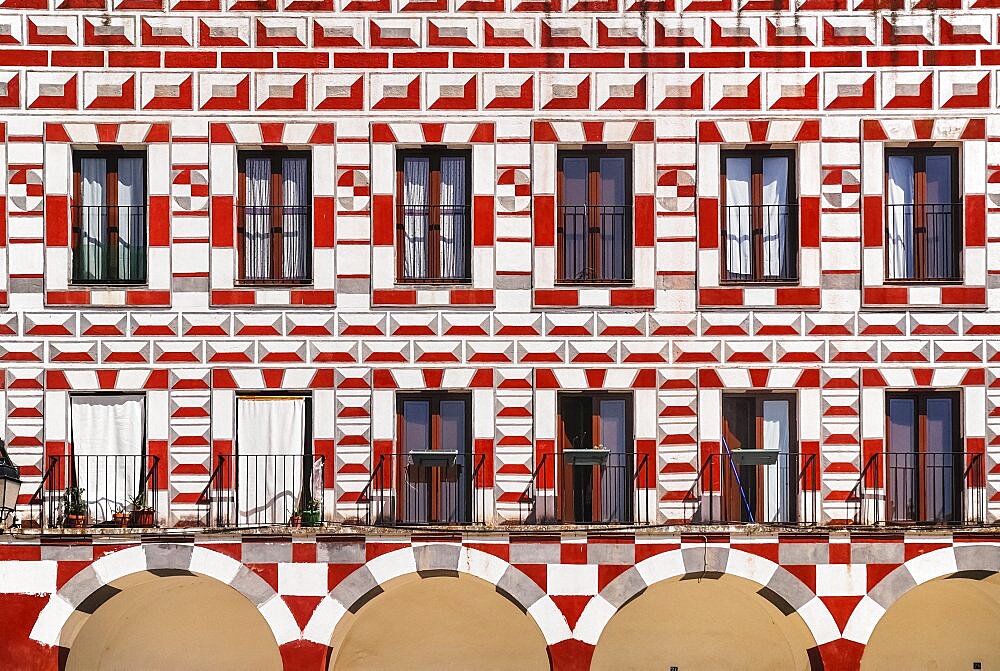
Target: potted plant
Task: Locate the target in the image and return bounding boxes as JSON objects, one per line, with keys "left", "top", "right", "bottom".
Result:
{"left": 300, "top": 497, "right": 322, "bottom": 528}
{"left": 289, "top": 509, "right": 303, "bottom": 528}
{"left": 128, "top": 492, "right": 155, "bottom": 528}
{"left": 62, "top": 486, "right": 87, "bottom": 529}
{"left": 112, "top": 504, "right": 129, "bottom": 529}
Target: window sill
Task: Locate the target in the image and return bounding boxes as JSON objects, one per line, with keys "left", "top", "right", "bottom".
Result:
{"left": 554, "top": 280, "right": 634, "bottom": 287}
{"left": 235, "top": 281, "right": 314, "bottom": 288}
{"left": 69, "top": 283, "right": 149, "bottom": 289}
{"left": 881, "top": 279, "right": 965, "bottom": 286}
{"left": 718, "top": 280, "right": 801, "bottom": 287}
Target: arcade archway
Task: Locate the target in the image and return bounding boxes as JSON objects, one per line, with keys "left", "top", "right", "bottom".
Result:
{"left": 591, "top": 574, "right": 818, "bottom": 670}
{"left": 861, "top": 573, "right": 1000, "bottom": 670}
{"left": 64, "top": 574, "right": 283, "bottom": 671}
{"left": 328, "top": 572, "right": 551, "bottom": 670}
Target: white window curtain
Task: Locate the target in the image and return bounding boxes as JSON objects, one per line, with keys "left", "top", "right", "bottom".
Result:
{"left": 79, "top": 158, "right": 107, "bottom": 281}
{"left": 282, "top": 158, "right": 309, "bottom": 280}
{"left": 887, "top": 155, "right": 915, "bottom": 279}
{"left": 761, "top": 400, "right": 790, "bottom": 523}
{"left": 403, "top": 158, "right": 430, "bottom": 279}
{"left": 236, "top": 397, "right": 307, "bottom": 525}
{"left": 598, "top": 399, "right": 629, "bottom": 523}
{"left": 761, "top": 157, "right": 789, "bottom": 279}
{"left": 71, "top": 395, "right": 145, "bottom": 523}
{"left": 116, "top": 158, "right": 145, "bottom": 282}
{"left": 439, "top": 157, "right": 467, "bottom": 279}
{"left": 724, "top": 157, "right": 753, "bottom": 278}
{"left": 244, "top": 158, "right": 272, "bottom": 281}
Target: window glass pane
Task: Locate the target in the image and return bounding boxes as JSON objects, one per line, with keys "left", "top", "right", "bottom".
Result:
{"left": 722, "top": 396, "right": 754, "bottom": 451}
{"left": 402, "top": 401, "right": 430, "bottom": 453}
{"left": 886, "top": 156, "right": 915, "bottom": 279}
{"left": 244, "top": 157, "right": 272, "bottom": 281}
{"left": 78, "top": 158, "right": 108, "bottom": 281}
{"left": 439, "top": 400, "right": 466, "bottom": 452}
{"left": 761, "top": 157, "right": 791, "bottom": 279}
{"left": 561, "top": 157, "right": 588, "bottom": 206}
{"left": 561, "top": 396, "right": 592, "bottom": 450}
{"left": 925, "top": 397, "right": 954, "bottom": 455}
{"left": 402, "top": 157, "right": 430, "bottom": 279}
{"left": 598, "top": 400, "right": 627, "bottom": 455}
{"left": 281, "top": 158, "right": 309, "bottom": 280}
{"left": 439, "top": 157, "right": 468, "bottom": 279}
{"left": 724, "top": 158, "right": 752, "bottom": 279}
{"left": 925, "top": 155, "right": 952, "bottom": 204}
{"left": 599, "top": 157, "right": 626, "bottom": 206}
{"left": 117, "top": 158, "right": 146, "bottom": 282}
{"left": 887, "top": 398, "right": 915, "bottom": 454}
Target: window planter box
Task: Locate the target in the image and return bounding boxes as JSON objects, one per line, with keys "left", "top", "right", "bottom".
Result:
{"left": 408, "top": 450, "right": 459, "bottom": 467}
{"left": 730, "top": 449, "right": 780, "bottom": 466}
{"left": 563, "top": 448, "right": 611, "bottom": 466}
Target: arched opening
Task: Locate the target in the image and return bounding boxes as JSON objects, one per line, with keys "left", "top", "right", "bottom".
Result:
{"left": 861, "top": 573, "right": 1000, "bottom": 670}
{"left": 65, "top": 574, "right": 283, "bottom": 671}
{"left": 328, "top": 573, "right": 550, "bottom": 671}
{"left": 592, "top": 574, "right": 817, "bottom": 671}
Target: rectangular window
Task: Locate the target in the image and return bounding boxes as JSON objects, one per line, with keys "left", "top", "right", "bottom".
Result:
{"left": 69, "top": 394, "right": 146, "bottom": 523}
{"left": 234, "top": 395, "right": 313, "bottom": 526}
{"left": 396, "top": 393, "right": 473, "bottom": 523}
{"left": 557, "top": 393, "right": 633, "bottom": 523}
{"left": 721, "top": 150, "right": 797, "bottom": 282}
{"left": 721, "top": 394, "right": 799, "bottom": 523}
{"left": 885, "top": 149, "right": 961, "bottom": 281}
{"left": 72, "top": 152, "right": 147, "bottom": 284}
{"left": 557, "top": 149, "right": 632, "bottom": 283}
{"left": 396, "top": 149, "right": 471, "bottom": 283}
{"left": 237, "top": 152, "right": 312, "bottom": 284}
{"left": 885, "top": 391, "right": 961, "bottom": 523}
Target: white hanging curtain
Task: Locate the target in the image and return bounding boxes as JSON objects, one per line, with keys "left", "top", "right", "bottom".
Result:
{"left": 236, "top": 397, "right": 306, "bottom": 525}
{"left": 761, "top": 157, "right": 789, "bottom": 279}
{"left": 71, "top": 395, "right": 145, "bottom": 523}
{"left": 282, "top": 158, "right": 309, "bottom": 281}
{"left": 886, "top": 155, "right": 915, "bottom": 280}
{"left": 725, "top": 157, "right": 753, "bottom": 279}
{"left": 116, "top": 158, "right": 145, "bottom": 282}
{"left": 598, "top": 399, "right": 629, "bottom": 523}
{"left": 761, "top": 400, "right": 790, "bottom": 523}
{"left": 403, "top": 158, "right": 430, "bottom": 279}
{"left": 244, "top": 158, "right": 272, "bottom": 280}
{"left": 79, "top": 158, "right": 107, "bottom": 281}
{"left": 438, "top": 156, "right": 467, "bottom": 280}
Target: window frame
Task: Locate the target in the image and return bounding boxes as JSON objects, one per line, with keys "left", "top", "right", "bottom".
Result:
{"left": 719, "top": 148, "right": 799, "bottom": 284}
{"left": 555, "top": 146, "right": 634, "bottom": 285}
{"left": 883, "top": 146, "right": 962, "bottom": 284}
{"left": 394, "top": 146, "right": 473, "bottom": 285}
{"left": 236, "top": 150, "right": 313, "bottom": 286}
{"left": 884, "top": 389, "right": 963, "bottom": 523}
{"left": 71, "top": 149, "right": 149, "bottom": 286}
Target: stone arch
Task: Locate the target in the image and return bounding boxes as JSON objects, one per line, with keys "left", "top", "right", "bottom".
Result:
{"left": 574, "top": 547, "right": 839, "bottom": 658}
{"left": 845, "top": 544, "right": 1000, "bottom": 668}
{"left": 303, "top": 545, "right": 572, "bottom": 653}
{"left": 29, "top": 543, "right": 299, "bottom": 653}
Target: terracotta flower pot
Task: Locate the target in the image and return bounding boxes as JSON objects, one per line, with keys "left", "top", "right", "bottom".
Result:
{"left": 65, "top": 514, "right": 86, "bottom": 529}
{"left": 113, "top": 512, "right": 129, "bottom": 529}
{"left": 289, "top": 514, "right": 303, "bottom": 528}
{"left": 129, "top": 509, "right": 155, "bottom": 528}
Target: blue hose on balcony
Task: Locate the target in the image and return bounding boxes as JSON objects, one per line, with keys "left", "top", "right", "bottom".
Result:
{"left": 721, "top": 435, "right": 755, "bottom": 523}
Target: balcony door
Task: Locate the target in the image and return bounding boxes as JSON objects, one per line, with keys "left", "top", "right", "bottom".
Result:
{"left": 721, "top": 394, "right": 797, "bottom": 523}
{"left": 73, "top": 152, "right": 147, "bottom": 284}
{"left": 235, "top": 395, "right": 311, "bottom": 525}
{"left": 557, "top": 394, "right": 633, "bottom": 524}
{"left": 885, "top": 391, "right": 961, "bottom": 523}
{"left": 70, "top": 394, "right": 146, "bottom": 524}
{"left": 397, "top": 394, "right": 472, "bottom": 524}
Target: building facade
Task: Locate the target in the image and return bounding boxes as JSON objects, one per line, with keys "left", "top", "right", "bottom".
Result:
{"left": 0, "top": 1, "right": 998, "bottom": 670}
